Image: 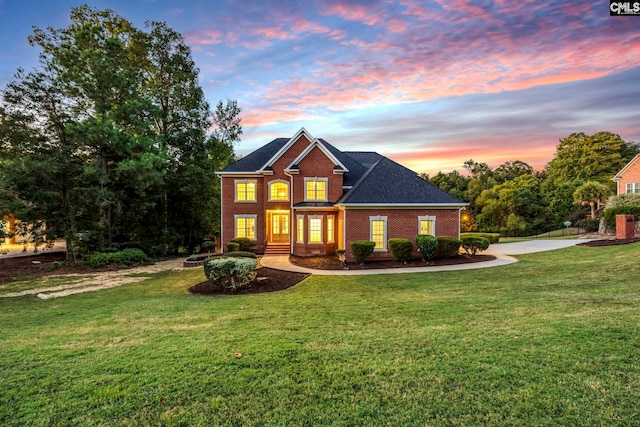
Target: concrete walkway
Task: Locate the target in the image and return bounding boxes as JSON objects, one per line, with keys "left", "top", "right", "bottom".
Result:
{"left": 260, "top": 239, "right": 593, "bottom": 275}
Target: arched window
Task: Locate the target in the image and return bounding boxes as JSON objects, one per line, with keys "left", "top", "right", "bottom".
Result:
{"left": 268, "top": 180, "right": 289, "bottom": 201}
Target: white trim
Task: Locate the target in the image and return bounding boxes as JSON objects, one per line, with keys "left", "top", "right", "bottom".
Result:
{"left": 216, "top": 171, "right": 262, "bottom": 177}
{"left": 369, "top": 215, "right": 388, "bottom": 252}
{"left": 234, "top": 214, "right": 258, "bottom": 241}
{"left": 336, "top": 203, "right": 468, "bottom": 208}
{"left": 418, "top": 215, "right": 436, "bottom": 236}
{"left": 234, "top": 179, "right": 257, "bottom": 203}
{"left": 308, "top": 215, "right": 323, "bottom": 244}
{"left": 613, "top": 153, "right": 640, "bottom": 181}
{"left": 267, "top": 179, "right": 290, "bottom": 202}
{"left": 296, "top": 215, "right": 305, "bottom": 244}
{"left": 259, "top": 127, "right": 314, "bottom": 171}
{"left": 286, "top": 139, "right": 349, "bottom": 173}
{"left": 304, "top": 177, "right": 329, "bottom": 202}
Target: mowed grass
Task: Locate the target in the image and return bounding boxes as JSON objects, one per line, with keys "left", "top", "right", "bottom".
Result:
{"left": 1, "top": 244, "right": 639, "bottom": 426}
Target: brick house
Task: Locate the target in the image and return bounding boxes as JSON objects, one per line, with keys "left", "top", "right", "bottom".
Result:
{"left": 217, "top": 128, "right": 467, "bottom": 260}
{"left": 613, "top": 154, "right": 640, "bottom": 195}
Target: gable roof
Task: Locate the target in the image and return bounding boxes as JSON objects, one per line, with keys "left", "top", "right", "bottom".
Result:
{"left": 217, "top": 128, "right": 466, "bottom": 207}
{"left": 613, "top": 154, "right": 640, "bottom": 181}
{"left": 337, "top": 157, "right": 465, "bottom": 206}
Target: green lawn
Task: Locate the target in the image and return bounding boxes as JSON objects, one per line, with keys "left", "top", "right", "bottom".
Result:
{"left": 1, "top": 244, "right": 639, "bottom": 426}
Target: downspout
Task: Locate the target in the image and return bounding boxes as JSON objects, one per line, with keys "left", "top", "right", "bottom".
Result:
{"left": 219, "top": 174, "right": 224, "bottom": 253}
{"left": 284, "top": 171, "right": 294, "bottom": 255}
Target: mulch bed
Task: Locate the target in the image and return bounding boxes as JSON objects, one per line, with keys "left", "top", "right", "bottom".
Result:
{"left": 0, "top": 252, "right": 127, "bottom": 285}
{"left": 189, "top": 268, "right": 310, "bottom": 295}
{"left": 290, "top": 254, "right": 496, "bottom": 270}
{"left": 577, "top": 237, "right": 640, "bottom": 247}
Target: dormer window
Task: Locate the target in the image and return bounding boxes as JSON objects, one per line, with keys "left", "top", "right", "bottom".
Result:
{"left": 304, "top": 178, "right": 328, "bottom": 201}
{"left": 268, "top": 180, "right": 289, "bottom": 201}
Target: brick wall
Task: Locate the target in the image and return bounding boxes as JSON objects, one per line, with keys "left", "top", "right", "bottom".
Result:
{"left": 616, "top": 158, "right": 640, "bottom": 194}
{"left": 342, "top": 208, "right": 460, "bottom": 261}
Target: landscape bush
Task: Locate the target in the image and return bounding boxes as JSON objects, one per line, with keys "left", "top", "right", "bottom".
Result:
{"left": 203, "top": 257, "right": 257, "bottom": 292}
{"left": 350, "top": 240, "right": 376, "bottom": 264}
{"left": 230, "top": 237, "right": 251, "bottom": 251}
{"left": 574, "top": 218, "right": 600, "bottom": 232}
{"left": 85, "top": 248, "right": 153, "bottom": 268}
{"left": 460, "top": 232, "right": 500, "bottom": 244}
{"left": 222, "top": 251, "right": 257, "bottom": 259}
{"left": 461, "top": 236, "right": 490, "bottom": 256}
{"left": 388, "top": 238, "right": 413, "bottom": 263}
{"left": 603, "top": 206, "right": 640, "bottom": 229}
{"left": 226, "top": 241, "right": 240, "bottom": 252}
{"left": 434, "top": 236, "right": 462, "bottom": 259}
{"left": 200, "top": 240, "right": 216, "bottom": 253}
{"left": 416, "top": 234, "right": 438, "bottom": 262}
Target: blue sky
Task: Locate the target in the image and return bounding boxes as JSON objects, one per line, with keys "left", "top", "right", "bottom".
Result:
{"left": 1, "top": 0, "right": 639, "bottom": 174}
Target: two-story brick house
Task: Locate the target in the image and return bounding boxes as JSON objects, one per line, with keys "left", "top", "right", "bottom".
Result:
{"left": 217, "top": 128, "right": 467, "bottom": 261}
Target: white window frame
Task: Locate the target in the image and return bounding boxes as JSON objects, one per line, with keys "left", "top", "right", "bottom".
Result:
{"left": 234, "top": 179, "right": 257, "bottom": 202}
{"left": 296, "top": 215, "right": 304, "bottom": 244}
{"left": 268, "top": 179, "right": 289, "bottom": 201}
{"left": 234, "top": 214, "right": 257, "bottom": 240}
{"left": 304, "top": 177, "right": 329, "bottom": 202}
{"left": 327, "top": 215, "right": 335, "bottom": 243}
{"left": 369, "top": 215, "right": 388, "bottom": 252}
{"left": 308, "top": 215, "right": 323, "bottom": 244}
{"left": 626, "top": 182, "right": 640, "bottom": 194}
{"left": 418, "top": 215, "right": 436, "bottom": 236}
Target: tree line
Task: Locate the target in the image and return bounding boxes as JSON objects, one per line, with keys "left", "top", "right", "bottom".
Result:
{"left": 423, "top": 131, "right": 639, "bottom": 235}
{"left": 0, "top": 5, "right": 239, "bottom": 259}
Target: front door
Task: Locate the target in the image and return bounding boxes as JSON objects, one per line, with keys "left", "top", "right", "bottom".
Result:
{"left": 270, "top": 212, "right": 290, "bottom": 243}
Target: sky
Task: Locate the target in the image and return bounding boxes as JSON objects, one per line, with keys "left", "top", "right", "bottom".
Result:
{"left": 1, "top": 0, "right": 639, "bottom": 175}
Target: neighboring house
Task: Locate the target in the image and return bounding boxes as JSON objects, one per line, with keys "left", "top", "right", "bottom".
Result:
{"left": 613, "top": 154, "right": 640, "bottom": 195}
{"left": 217, "top": 128, "right": 467, "bottom": 261}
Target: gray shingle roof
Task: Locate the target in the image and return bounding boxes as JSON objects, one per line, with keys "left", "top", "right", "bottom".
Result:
{"left": 218, "top": 135, "right": 465, "bottom": 206}
{"left": 337, "top": 157, "right": 465, "bottom": 205}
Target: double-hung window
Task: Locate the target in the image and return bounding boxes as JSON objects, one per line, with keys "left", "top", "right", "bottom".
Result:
{"left": 308, "top": 216, "right": 323, "bottom": 243}
{"left": 235, "top": 179, "right": 257, "bottom": 202}
{"left": 418, "top": 215, "right": 436, "bottom": 236}
{"left": 235, "top": 215, "right": 257, "bottom": 240}
{"left": 304, "top": 178, "right": 328, "bottom": 201}
{"left": 626, "top": 183, "right": 640, "bottom": 194}
{"left": 269, "top": 180, "right": 289, "bottom": 201}
{"left": 370, "top": 216, "right": 388, "bottom": 251}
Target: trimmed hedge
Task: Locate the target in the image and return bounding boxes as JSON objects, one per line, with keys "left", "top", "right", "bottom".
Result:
{"left": 416, "top": 234, "right": 438, "bottom": 262}
{"left": 603, "top": 206, "right": 640, "bottom": 229}
{"left": 461, "top": 236, "right": 489, "bottom": 256}
{"left": 460, "top": 232, "right": 500, "bottom": 244}
{"left": 226, "top": 241, "right": 240, "bottom": 252}
{"left": 388, "top": 238, "right": 413, "bottom": 263}
{"left": 230, "top": 237, "right": 251, "bottom": 251}
{"left": 350, "top": 240, "right": 376, "bottom": 264}
{"left": 434, "top": 236, "right": 462, "bottom": 259}
{"left": 203, "top": 257, "right": 257, "bottom": 292}
{"left": 222, "top": 251, "right": 257, "bottom": 259}
{"left": 85, "top": 248, "right": 153, "bottom": 268}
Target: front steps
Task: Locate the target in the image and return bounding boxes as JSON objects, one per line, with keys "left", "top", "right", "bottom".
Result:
{"left": 264, "top": 244, "right": 290, "bottom": 256}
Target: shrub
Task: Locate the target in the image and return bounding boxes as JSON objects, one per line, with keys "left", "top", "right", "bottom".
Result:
{"left": 230, "top": 237, "right": 251, "bottom": 251}
{"left": 388, "top": 238, "right": 413, "bottom": 263}
{"left": 222, "top": 251, "right": 257, "bottom": 259}
{"left": 203, "top": 257, "right": 257, "bottom": 292}
{"left": 85, "top": 248, "right": 152, "bottom": 268}
{"left": 200, "top": 240, "right": 216, "bottom": 253}
{"left": 350, "top": 240, "right": 376, "bottom": 264}
{"left": 461, "top": 236, "right": 490, "bottom": 256}
{"left": 434, "top": 236, "right": 462, "bottom": 259}
{"left": 416, "top": 234, "right": 438, "bottom": 262}
{"left": 574, "top": 218, "right": 600, "bottom": 232}
{"left": 460, "top": 232, "right": 500, "bottom": 244}
{"left": 227, "top": 241, "right": 240, "bottom": 252}
{"left": 603, "top": 206, "right": 640, "bottom": 229}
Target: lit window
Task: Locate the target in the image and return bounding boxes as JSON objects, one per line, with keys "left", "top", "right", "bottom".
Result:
{"left": 327, "top": 215, "right": 334, "bottom": 243}
{"left": 269, "top": 180, "right": 289, "bottom": 201}
{"left": 309, "top": 216, "right": 323, "bottom": 243}
{"left": 370, "top": 216, "right": 387, "bottom": 251}
{"left": 297, "top": 215, "right": 304, "bottom": 243}
{"left": 235, "top": 215, "right": 256, "bottom": 240}
{"left": 235, "top": 180, "right": 256, "bottom": 202}
{"left": 305, "top": 178, "right": 328, "bottom": 201}
{"left": 418, "top": 216, "right": 436, "bottom": 236}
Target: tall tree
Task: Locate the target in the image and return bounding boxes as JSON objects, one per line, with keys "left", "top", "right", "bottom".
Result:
{"left": 573, "top": 181, "right": 612, "bottom": 219}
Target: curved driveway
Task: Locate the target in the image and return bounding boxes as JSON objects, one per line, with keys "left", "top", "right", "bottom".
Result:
{"left": 260, "top": 239, "right": 593, "bottom": 276}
